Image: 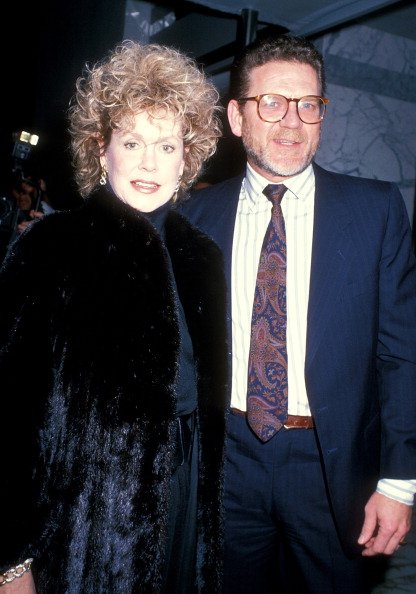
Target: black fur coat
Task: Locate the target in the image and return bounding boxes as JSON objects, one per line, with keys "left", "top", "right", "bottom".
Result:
{"left": 0, "top": 187, "right": 228, "bottom": 593}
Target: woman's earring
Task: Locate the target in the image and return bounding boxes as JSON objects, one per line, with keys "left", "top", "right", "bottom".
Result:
{"left": 99, "top": 166, "right": 107, "bottom": 186}
{"left": 173, "top": 175, "right": 182, "bottom": 199}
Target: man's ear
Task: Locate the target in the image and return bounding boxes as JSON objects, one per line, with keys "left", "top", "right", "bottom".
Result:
{"left": 227, "top": 99, "right": 243, "bottom": 138}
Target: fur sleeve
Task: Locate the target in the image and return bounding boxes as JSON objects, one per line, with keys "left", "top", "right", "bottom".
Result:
{"left": 0, "top": 225, "right": 53, "bottom": 570}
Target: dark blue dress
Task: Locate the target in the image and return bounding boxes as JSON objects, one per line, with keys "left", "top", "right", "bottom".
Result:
{"left": 144, "top": 200, "right": 198, "bottom": 593}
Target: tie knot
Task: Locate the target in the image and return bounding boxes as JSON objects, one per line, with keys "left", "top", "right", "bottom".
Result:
{"left": 263, "top": 184, "right": 287, "bottom": 205}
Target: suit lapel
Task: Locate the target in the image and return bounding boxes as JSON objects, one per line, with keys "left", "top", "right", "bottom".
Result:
{"left": 306, "top": 165, "right": 353, "bottom": 368}
{"left": 204, "top": 176, "right": 242, "bottom": 285}
{"left": 213, "top": 177, "right": 242, "bottom": 361}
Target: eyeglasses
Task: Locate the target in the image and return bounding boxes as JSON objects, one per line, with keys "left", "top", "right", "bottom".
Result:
{"left": 238, "top": 94, "right": 329, "bottom": 124}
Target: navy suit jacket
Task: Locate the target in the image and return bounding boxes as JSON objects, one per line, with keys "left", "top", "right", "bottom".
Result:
{"left": 179, "top": 162, "right": 416, "bottom": 555}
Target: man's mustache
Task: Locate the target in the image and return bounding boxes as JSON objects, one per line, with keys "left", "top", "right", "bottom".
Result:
{"left": 270, "top": 132, "right": 307, "bottom": 143}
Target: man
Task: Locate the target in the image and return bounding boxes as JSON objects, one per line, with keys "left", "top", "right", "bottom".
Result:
{"left": 5, "top": 176, "right": 53, "bottom": 238}
{"left": 180, "top": 35, "right": 416, "bottom": 593}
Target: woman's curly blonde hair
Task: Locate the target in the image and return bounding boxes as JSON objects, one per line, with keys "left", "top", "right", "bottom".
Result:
{"left": 68, "top": 40, "right": 222, "bottom": 198}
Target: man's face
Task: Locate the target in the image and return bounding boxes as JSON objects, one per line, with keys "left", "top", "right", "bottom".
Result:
{"left": 13, "top": 182, "right": 35, "bottom": 211}
{"left": 228, "top": 60, "right": 322, "bottom": 182}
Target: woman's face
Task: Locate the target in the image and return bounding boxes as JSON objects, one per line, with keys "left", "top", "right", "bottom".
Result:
{"left": 101, "top": 111, "right": 185, "bottom": 212}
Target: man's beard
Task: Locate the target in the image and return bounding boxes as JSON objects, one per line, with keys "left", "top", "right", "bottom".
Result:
{"left": 242, "top": 125, "right": 321, "bottom": 179}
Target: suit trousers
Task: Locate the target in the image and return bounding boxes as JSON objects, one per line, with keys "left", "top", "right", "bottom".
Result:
{"left": 223, "top": 410, "right": 370, "bottom": 594}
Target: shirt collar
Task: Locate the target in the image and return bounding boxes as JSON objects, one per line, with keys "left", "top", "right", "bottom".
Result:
{"left": 243, "top": 162, "right": 315, "bottom": 208}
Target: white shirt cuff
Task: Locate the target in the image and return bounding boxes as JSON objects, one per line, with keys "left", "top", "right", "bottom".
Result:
{"left": 377, "top": 479, "right": 416, "bottom": 505}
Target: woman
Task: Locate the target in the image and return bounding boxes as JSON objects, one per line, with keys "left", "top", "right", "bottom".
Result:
{"left": 0, "top": 41, "right": 227, "bottom": 593}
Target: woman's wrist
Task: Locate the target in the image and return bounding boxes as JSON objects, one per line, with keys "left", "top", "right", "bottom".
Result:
{"left": 0, "top": 559, "right": 33, "bottom": 588}
{"left": 0, "top": 570, "right": 36, "bottom": 593}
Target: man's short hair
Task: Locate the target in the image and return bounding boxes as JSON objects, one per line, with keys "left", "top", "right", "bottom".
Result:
{"left": 229, "top": 34, "right": 326, "bottom": 99}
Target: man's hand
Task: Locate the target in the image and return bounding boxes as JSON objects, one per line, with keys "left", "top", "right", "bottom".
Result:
{"left": 358, "top": 491, "right": 412, "bottom": 556}
{"left": 17, "top": 211, "right": 44, "bottom": 234}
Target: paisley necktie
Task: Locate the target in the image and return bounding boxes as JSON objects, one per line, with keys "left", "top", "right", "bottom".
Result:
{"left": 247, "top": 184, "right": 288, "bottom": 442}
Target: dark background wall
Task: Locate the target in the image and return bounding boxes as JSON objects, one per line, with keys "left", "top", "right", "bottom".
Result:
{"left": 1, "top": 0, "right": 126, "bottom": 208}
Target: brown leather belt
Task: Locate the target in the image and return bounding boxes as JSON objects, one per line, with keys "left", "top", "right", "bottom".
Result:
{"left": 230, "top": 408, "right": 315, "bottom": 430}
{"left": 283, "top": 415, "right": 315, "bottom": 429}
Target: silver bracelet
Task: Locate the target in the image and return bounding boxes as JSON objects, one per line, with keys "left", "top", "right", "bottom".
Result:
{"left": 0, "top": 558, "right": 33, "bottom": 587}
